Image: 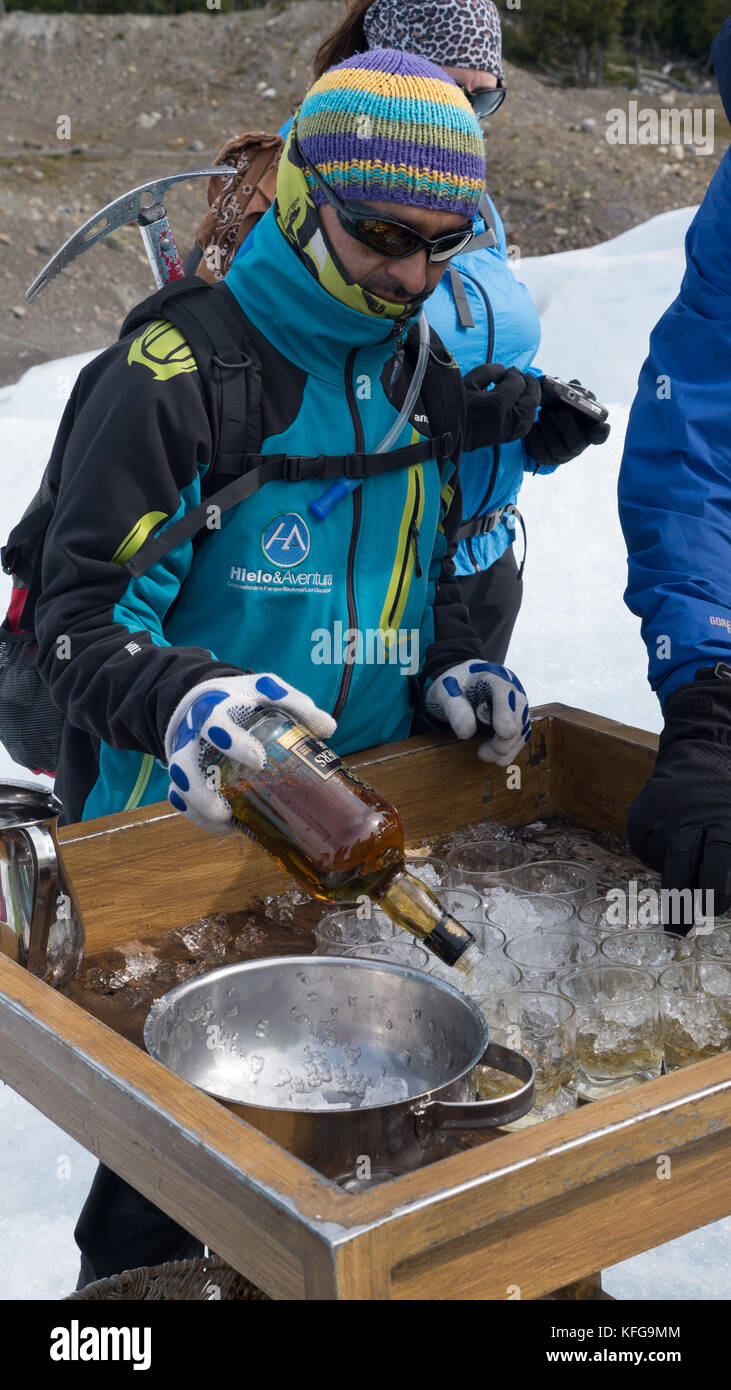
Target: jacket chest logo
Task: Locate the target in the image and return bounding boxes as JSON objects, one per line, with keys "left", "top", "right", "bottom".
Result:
{"left": 261, "top": 513, "right": 310, "bottom": 568}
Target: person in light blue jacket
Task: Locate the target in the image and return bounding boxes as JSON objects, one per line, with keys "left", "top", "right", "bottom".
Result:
{"left": 306, "top": 0, "right": 610, "bottom": 661}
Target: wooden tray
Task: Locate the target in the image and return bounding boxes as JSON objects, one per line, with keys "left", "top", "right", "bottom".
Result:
{"left": 1, "top": 704, "right": 729, "bottom": 1300}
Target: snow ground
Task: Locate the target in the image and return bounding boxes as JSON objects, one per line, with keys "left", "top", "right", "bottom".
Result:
{"left": 1, "top": 207, "right": 729, "bottom": 1300}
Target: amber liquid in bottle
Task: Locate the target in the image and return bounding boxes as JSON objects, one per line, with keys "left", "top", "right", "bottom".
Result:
{"left": 215, "top": 709, "right": 478, "bottom": 967}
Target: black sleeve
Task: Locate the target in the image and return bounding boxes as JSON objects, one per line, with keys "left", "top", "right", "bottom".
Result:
{"left": 34, "top": 331, "right": 244, "bottom": 760}
{"left": 417, "top": 465, "right": 484, "bottom": 699}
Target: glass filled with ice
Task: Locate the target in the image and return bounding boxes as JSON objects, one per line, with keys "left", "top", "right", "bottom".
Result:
{"left": 445, "top": 841, "right": 533, "bottom": 896}
{"left": 503, "top": 859, "right": 598, "bottom": 908}
{"left": 475, "top": 989, "right": 577, "bottom": 1126}
{"left": 599, "top": 929, "right": 694, "bottom": 972}
{"left": 505, "top": 931, "right": 597, "bottom": 990}
{"left": 486, "top": 890, "right": 576, "bottom": 942}
{"left": 314, "top": 906, "right": 395, "bottom": 956}
{"left": 657, "top": 958, "right": 731, "bottom": 1070}
{"left": 559, "top": 964, "right": 662, "bottom": 1100}
{"left": 696, "top": 922, "right": 731, "bottom": 963}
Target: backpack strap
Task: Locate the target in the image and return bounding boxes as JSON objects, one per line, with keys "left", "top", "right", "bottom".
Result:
{"left": 448, "top": 265, "right": 475, "bottom": 330}
{"left": 418, "top": 329, "right": 467, "bottom": 490}
{"left": 120, "top": 287, "right": 461, "bottom": 580}
{"left": 470, "top": 195, "right": 499, "bottom": 251}
{"left": 448, "top": 196, "right": 499, "bottom": 329}
{"left": 1, "top": 500, "right": 54, "bottom": 578}
{"left": 120, "top": 277, "right": 260, "bottom": 489}
{"left": 125, "top": 432, "right": 457, "bottom": 579}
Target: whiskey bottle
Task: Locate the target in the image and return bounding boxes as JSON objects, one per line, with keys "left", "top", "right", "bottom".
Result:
{"left": 214, "top": 708, "right": 480, "bottom": 968}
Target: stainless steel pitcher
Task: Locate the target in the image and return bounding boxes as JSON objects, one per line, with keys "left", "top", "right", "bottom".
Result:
{"left": 0, "top": 781, "right": 84, "bottom": 988}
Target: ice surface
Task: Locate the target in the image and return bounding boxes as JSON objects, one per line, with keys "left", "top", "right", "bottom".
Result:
{"left": 2, "top": 210, "right": 727, "bottom": 1298}
{"left": 361, "top": 1077, "right": 409, "bottom": 1107}
{"left": 408, "top": 863, "right": 442, "bottom": 888}
{"left": 485, "top": 888, "right": 545, "bottom": 939}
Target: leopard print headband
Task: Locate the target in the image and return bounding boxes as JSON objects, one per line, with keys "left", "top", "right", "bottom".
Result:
{"left": 363, "top": 0, "right": 504, "bottom": 80}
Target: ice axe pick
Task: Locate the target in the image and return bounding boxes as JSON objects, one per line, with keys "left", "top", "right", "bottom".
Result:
{"left": 25, "top": 167, "right": 236, "bottom": 304}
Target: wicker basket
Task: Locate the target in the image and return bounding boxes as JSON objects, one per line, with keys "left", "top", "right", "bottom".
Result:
{"left": 65, "top": 1254, "right": 270, "bottom": 1301}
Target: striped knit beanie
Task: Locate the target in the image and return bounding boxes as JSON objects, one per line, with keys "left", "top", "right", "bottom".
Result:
{"left": 295, "top": 47, "right": 486, "bottom": 218}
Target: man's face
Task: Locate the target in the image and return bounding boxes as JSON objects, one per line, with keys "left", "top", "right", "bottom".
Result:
{"left": 442, "top": 65, "right": 499, "bottom": 93}
{"left": 319, "top": 200, "right": 471, "bottom": 305}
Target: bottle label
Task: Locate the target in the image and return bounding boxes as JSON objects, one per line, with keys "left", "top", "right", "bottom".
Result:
{"left": 277, "top": 726, "right": 342, "bottom": 781}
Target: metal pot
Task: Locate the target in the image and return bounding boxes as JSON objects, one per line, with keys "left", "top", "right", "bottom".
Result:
{"left": 144, "top": 957, "right": 535, "bottom": 1178}
{"left": 0, "top": 780, "right": 83, "bottom": 988}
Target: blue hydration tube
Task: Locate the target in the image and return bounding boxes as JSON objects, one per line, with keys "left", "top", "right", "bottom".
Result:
{"left": 309, "top": 311, "right": 431, "bottom": 521}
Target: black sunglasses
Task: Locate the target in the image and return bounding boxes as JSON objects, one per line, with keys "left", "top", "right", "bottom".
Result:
{"left": 464, "top": 81, "right": 507, "bottom": 121}
{"left": 293, "top": 132, "right": 475, "bottom": 264}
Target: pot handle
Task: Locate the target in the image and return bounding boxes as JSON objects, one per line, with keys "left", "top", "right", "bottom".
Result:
{"left": 20, "top": 824, "right": 58, "bottom": 975}
{"left": 414, "top": 1042, "right": 535, "bottom": 1135}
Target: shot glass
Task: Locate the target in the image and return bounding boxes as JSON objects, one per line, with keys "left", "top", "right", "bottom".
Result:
{"left": 559, "top": 965, "right": 662, "bottom": 1100}
{"left": 343, "top": 940, "right": 431, "bottom": 972}
{"left": 476, "top": 990, "right": 577, "bottom": 1126}
{"left": 504, "top": 931, "right": 597, "bottom": 990}
{"left": 578, "top": 896, "right": 627, "bottom": 937}
{"left": 503, "top": 860, "right": 598, "bottom": 908}
{"left": 473, "top": 958, "right": 524, "bottom": 1030}
{"left": 696, "top": 922, "right": 731, "bottom": 963}
{"left": 444, "top": 841, "right": 533, "bottom": 895}
{"left": 658, "top": 959, "right": 731, "bottom": 1070}
{"left": 405, "top": 854, "right": 448, "bottom": 891}
{"left": 600, "top": 930, "right": 694, "bottom": 972}
{"left": 486, "top": 891, "right": 576, "bottom": 943}
{"left": 314, "top": 907, "right": 394, "bottom": 956}
{"left": 429, "top": 922, "right": 506, "bottom": 994}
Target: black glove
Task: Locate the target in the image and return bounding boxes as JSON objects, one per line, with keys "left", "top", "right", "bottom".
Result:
{"left": 526, "top": 380, "right": 611, "bottom": 469}
{"left": 463, "top": 363, "right": 542, "bottom": 452}
{"left": 627, "top": 667, "right": 731, "bottom": 931}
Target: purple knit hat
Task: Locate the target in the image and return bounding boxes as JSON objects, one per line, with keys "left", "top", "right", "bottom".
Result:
{"left": 295, "top": 47, "right": 486, "bottom": 217}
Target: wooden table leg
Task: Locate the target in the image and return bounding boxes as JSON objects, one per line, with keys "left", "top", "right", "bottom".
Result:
{"left": 539, "top": 1272, "right": 615, "bottom": 1300}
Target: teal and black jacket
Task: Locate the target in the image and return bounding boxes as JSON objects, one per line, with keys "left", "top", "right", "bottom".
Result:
{"left": 35, "top": 206, "right": 482, "bottom": 825}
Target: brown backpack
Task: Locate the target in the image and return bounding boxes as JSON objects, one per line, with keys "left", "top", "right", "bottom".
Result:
{"left": 190, "top": 130, "right": 284, "bottom": 284}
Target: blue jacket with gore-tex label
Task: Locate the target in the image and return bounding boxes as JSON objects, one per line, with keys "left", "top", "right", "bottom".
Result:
{"left": 34, "top": 205, "right": 481, "bottom": 824}
{"left": 618, "top": 146, "right": 731, "bottom": 707}
{"left": 235, "top": 115, "right": 546, "bottom": 578}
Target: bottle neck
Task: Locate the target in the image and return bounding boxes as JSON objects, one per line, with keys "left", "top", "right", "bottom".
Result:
{"left": 376, "top": 870, "right": 476, "bottom": 966}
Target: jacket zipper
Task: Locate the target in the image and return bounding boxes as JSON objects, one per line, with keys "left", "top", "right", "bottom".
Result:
{"left": 386, "top": 470, "right": 422, "bottom": 628}
{"left": 457, "top": 266, "right": 502, "bottom": 573}
{"left": 332, "top": 348, "right": 364, "bottom": 722}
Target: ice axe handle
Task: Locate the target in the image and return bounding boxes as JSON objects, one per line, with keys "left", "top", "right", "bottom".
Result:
{"left": 138, "top": 201, "right": 184, "bottom": 288}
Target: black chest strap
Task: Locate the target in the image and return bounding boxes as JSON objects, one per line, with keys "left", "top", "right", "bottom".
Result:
{"left": 125, "top": 433, "right": 457, "bottom": 579}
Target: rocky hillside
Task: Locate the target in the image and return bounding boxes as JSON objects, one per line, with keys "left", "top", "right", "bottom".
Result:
{"left": 0, "top": 2, "right": 727, "bottom": 382}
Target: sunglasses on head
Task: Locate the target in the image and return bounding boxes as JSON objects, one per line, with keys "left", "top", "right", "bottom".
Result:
{"left": 293, "top": 132, "right": 475, "bottom": 264}
{"left": 463, "top": 81, "right": 507, "bottom": 121}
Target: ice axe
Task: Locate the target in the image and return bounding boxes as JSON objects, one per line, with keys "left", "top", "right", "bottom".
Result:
{"left": 25, "top": 167, "right": 236, "bottom": 304}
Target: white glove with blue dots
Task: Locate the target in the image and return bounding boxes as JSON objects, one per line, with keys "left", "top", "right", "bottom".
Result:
{"left": 425, "top": 660, "right": 531, "bottom": 765}
{"left": 164, "top": 672, "right": 337, "bottom": 834}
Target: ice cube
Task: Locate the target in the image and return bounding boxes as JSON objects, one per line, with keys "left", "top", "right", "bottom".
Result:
{"left": 408, "top": 863, "right": 441, "bottom": 888}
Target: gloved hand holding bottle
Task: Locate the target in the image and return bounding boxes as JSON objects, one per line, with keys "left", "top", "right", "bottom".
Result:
{"left": 164, "top": 672, "right": 337, "bottom": 833}
{"left": 424, "top": 660, "right": 531, "bottom": 765}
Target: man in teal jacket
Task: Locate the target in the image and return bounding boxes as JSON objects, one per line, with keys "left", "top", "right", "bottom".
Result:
{"left": 37, "top": 48, "right": 536, "bottom": 1284}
